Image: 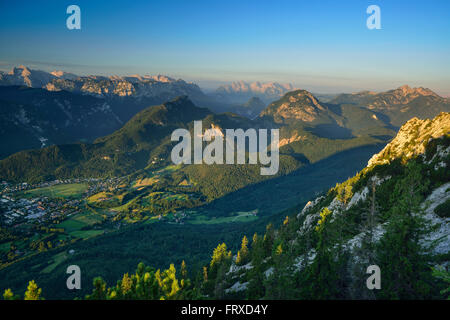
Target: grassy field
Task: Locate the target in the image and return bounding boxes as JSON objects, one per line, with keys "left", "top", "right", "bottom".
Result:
{"left": 87, "top": 191, "right": 126, "bottom": 206}
{"left": 22, "top": 183, "right": 88, "bottom": 199}
{"left": 188, "top": 210, "right": 259, "bottom": 224}
{"left": 56, "top": 211, "right": 104, "bottom": 233}
{"left": 133, "top": 177, "right": 159, "bottom": 188}
{"left": 163, "top": 193, "right": 188, "bottom": 201}
{"left": 69, "top": 230, "right": 104, "bottom": 239}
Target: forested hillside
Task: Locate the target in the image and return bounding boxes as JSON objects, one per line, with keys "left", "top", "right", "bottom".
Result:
{"left": 5, "top": 113, "right": 449, "bottom": 300}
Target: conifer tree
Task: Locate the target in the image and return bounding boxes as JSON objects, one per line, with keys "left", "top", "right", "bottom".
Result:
{"left": 24, "top": 280, "right": 42, "bottom": 300}
{"left": 3, "top": 288, "right": 16, "bottom": 300}
{"left": 375, "top": 161, "right": 434, "bottom": 299}
{"left": 86, "top": 277, "right": 107, "bottom": 300}
{"left": 247, "top": 233, "right": 265, "bottom": 299}
{"left": 236, "top": 236, "right": 249, "bottom": 266}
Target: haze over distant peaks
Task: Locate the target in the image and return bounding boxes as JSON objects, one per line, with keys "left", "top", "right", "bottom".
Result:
{"left": 214, "top": 80, "right": 296, "bottom": 104}
{"left": 219, "top": 80, "right": 294, "bottom": 94}
{"left": 50, "top": 70, "right": 78, "bottom": 80}
{"left": 122, "top": 74, "right": 175, "bottom": 83}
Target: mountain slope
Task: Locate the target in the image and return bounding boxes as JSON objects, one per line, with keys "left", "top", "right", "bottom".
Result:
{"left": 259, "top": 89, "right": 395, "bottom": 140}
{"left": 0, "top": 86, "right": 123, "bottom": 159}
{"left": 223, "top": 97, "right": 267, "bottom": 119}
{"left": 213, "top": 112, "right": 450, "bottom": 299}
{"left": 0, "top": 93, "right": 387, "bottom": 204}
{"left": 0, "top": 65, "right": 56, "bottom": 87}
{"left": 0, "top": 65, "right": 225, "bottom": 121}
{"left": 368, "top": 112, "right": 450, "bottom": 166}
{"left": 2, "top": 114, "right": 448, "bottom": 300}
{"left": 331, "top": 85, "right": 450, "bottom": 127}
{"left": 0, "top": 96, "right": 211, "bottom": 182}
{"left": 260, "top": 89, "right": 336, "bottom": 124}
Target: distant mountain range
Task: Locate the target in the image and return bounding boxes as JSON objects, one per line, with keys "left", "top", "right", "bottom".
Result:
{"left": 0, "top": 65, "right": 57, "bottom": 88}
{"left": 0, "top": 66, "right": 277, "bottom": 124}
{"left": 213, "top": 81, "right": 295, "bottom": 104}
{"left": 0, "top": 65, "right": 449, "bottom": 171}
{"left": 0, "top": 66, "right": 222, "bottom": 159}
{"left": 0, "top": 65, "right": 225, "bottom": 120}
{"left": 0, "top": 89, "right": 401, "bottom": 196}
{"left": 330, "top": 85, "right": 450, "bottom": 127}
{"left": 262, "top": 86, "right": 450, "bottom": 137}
{"left": 0, "top": 66, "right": 206, "bottom": 101}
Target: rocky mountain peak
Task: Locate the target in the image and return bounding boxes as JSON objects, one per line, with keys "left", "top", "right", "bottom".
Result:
{"left": 259, "top": 89, "right": 328, "bottom": 123}
{"left": 368, "top": 112, "right": 450, "bottom": 167}
{"left": 165, "top": 95, "right": 192, "bottom": 107}
{"left": 11, "top": 65, "right": 31, "bottom": 77}
{"left": 393, "top": 85, "right": 438, "bottom": 98}
{"left": 3, "top": 65, "right": 56, "bottom": 87}
{"left": 0, "top": 66, "right": 204, "bottom": 101}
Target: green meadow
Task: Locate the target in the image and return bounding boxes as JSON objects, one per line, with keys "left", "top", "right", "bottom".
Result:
{"left": 22, "top": 183, "right": 88, "bottom": 199}
{"left": 56, "top": 210, "right": 104, "bottom": 233}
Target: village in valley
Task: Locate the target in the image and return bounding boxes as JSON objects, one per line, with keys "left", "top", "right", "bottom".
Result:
{"left": 0, "top": 165, "right": 221, "bottom": 269}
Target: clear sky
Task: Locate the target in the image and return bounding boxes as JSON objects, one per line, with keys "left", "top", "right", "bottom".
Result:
{"left": 0, "top": 0, "right": 449, "bottom": 95}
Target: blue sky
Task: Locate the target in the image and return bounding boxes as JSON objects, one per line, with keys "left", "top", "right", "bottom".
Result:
{"left": 0, "top": 0, "right": 449, "bottom": 94}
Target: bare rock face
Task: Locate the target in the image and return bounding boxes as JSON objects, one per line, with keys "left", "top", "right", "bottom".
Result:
{"left": 278, "top": 132, "right": 306, "bottom": 147}
{"left": 0, "top": 65, "right": 206, "bottom": 101}
{"left": 368, "top": 112, "right": 450, "bottom": 167}
{"left": 260, "top": 90, "right": 331, "bottom": 123}
{"left": 364, "top": 85, "right": 442, "bottom": 110}
{"left": 0, "top": 65, "right": 57, "bottom": 88}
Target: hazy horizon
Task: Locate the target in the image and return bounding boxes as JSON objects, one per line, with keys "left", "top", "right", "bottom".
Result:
{"left": 1, "top": 0, "right": 449, "bottom": 95}
{"left": 1, "top": 63, "right": 449, "bottom": 97}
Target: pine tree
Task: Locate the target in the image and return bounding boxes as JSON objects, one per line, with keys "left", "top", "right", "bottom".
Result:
{"left": 298, "top": 205, "right": 349, "bottom": 299}
{"left": 431, "top": 267, "right": 450, "bottom": 300}
{"left": 236, "top": 236, "right": 249, "bottom": 266}
{"left": 375, "top": 161, "right": 434, "bottom": 299}
{"left": 275, "top": 244, "right": 283, "bottom": 255}
{"left": 247, "top": 233, "right": 265, "bottom": 299}
{"left": 263, "top": 224, "right": 275, "bottom": 256}
{"left": 156, "top": 264, "right": 180, "bottom": 299}
{"left": 235, "top": 251, "right": 242, "bottom": 266}
{"left": 3, "top": 288, "right": 16, "bottom": 300}
{"left": 120, "top": 273, "right": 133, "bottom": 297}
{"left": 350, "top": 180, "right": 379, "bottom": 299}
{"left": 86, "top": 277, "right": 107, "bottom": 300}
{"left": 180, "top": 260, "right": 188, "bottom": 282}
{"left": 210, "top": 243, "right": 230, "bottom": 268}
{"left": 203, "top": 266, "right": 208, "bottom": 283}
{"left": 24, "top": 280, "right": 42, "bottom": 300}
